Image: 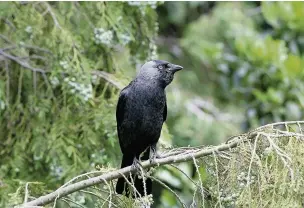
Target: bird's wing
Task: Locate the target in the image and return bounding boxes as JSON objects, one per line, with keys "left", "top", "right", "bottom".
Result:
{"left": 163, "top": 101, "right": 167, "bottom": 122}
{"left": 116, "top": 87, "right": 129, "bottom": 132}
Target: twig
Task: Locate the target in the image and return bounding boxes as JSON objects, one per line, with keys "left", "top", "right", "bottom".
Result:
{"left": 74, "top": 2, "right": 95, "bottom": 29}
{"left": 297, "top": 122, "right": 303, "bottom": 134}
{"left": 60, "top": 199, "right": 72, "bottom": 208}
{"left": 1, "top": 46, "right": 17, "bottom": 51}
{"left": 0, "top": 50, "right": 45, "bottom": 74}
{"left": 139, "top": 167, "right": 147, "bottom": 197}
{"left": 5, "top": 60, "right": 10, "bottom": 107}
{"left": 91, "top": 70, "right": 124, "bottom": 89}
{"left": 20, "top": 55, "right": 48, "bottom": 62}
{"left": 21, "top": 45, "right": 53, "bottom": 55}
{"left": 263, "top": 133, "right": 294, "bottom": 181}
{"left": 43, "top": 2, "right": 62, "bottom": 29}
{"left": 246, "top": 133, "right": 259, "bottom": 199}
{"left": 192, "top": 155, "right": 205, "bottom": 207}
{"left": 61, "top": 197, "right": 85, "bottom": 208}
{"left": 80, "top": 190, "right": 118, "bottom": 208}
{"left": 23, "top": 183, "right": 30, "bottom": 204}
{"left": 168, "top": 164, "right": 197, "bottom": 187}
{"left": 100, "top": 195, "right": 114, "bottom": 208}
{"left": 212, "top": 151, "right": 222, "bottom": 207}
{"left": 124, "top": 172, "right": 141, "bottom": 198}
{"left": 149, "top": 176, "right": 187, "bottom": 208}
{"left": 3, "top": 18, "right": 16, "bottom": 30}
{"left": 0, "top": 49, "right": 49, "bottom": 85}
{"left": 0, "top": 34, "right": 13, "bottom": 44}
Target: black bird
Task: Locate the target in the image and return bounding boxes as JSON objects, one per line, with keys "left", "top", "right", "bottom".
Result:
{"left": 115, "top": 60, "right": 183, "bottom": 197}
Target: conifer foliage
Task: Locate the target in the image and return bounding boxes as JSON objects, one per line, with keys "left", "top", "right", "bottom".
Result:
{"left": 0, "top": 2, "right": 160, "bottom": 206}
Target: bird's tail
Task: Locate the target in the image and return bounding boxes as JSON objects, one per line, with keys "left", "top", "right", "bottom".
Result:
{"left": 116, "top": 150, "right": 152, "bottom": 197}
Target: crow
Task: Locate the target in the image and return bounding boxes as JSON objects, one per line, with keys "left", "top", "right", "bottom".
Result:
{"left": 115, "top": 60, "right": 183, "bottom": 197}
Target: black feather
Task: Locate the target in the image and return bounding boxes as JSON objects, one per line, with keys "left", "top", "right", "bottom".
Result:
{"left": 115, "top": 60, "right": 182, "bottom": 197}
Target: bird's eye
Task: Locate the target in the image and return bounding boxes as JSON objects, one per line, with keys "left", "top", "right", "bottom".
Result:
{"left": 158, "top": 65, "right": 163, "bottom": 70}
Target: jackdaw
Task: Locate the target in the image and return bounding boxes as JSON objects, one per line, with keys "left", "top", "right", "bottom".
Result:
{"left": 115, "top": 60, "right": 183, "bottom": 197}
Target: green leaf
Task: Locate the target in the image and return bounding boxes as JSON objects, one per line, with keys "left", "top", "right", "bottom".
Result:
{"left": 282, "top": 54, "right": 304, "bottom": 78}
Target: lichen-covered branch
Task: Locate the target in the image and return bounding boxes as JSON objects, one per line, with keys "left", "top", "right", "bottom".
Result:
{"left": 21, "top": 137, "right": 242, "bottom": 206}
{"left": 20, "top": 121, "right": 304, "bottom": 207}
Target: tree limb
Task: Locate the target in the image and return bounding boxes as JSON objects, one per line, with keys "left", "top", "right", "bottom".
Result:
{"left": 20, "top": 121, "right": 304, "bottom": 207}
{"left": 0, "top": 49, "right": 46, "bottom": 74}
{"left": 22, "top": 136, "right": 243, "bottom": 207}
{"left": 91, "top": 70, "right": 124, "bottom": 90}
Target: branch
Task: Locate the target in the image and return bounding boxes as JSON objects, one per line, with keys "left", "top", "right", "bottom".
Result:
{"left": 91, "top": 70, "right": 124, "bottom": 90}
{"left": 185, "top": 97, "right": 239, "bottom": 123}
{"left": 0, "top": 49, "right": 50, "bottom": 86}
{"left": 21, "top": 121, "right": 304, "bottom": 207}
{"left": 0, "top": 49, "right": 46, "bottom": 74}
{"left": 42, "top": 2, "right": 62, "bottom": 29}
{"left": 21, "top": 44, "right": 53, "bottom": 55}
{"left": 0, "top": 34, "right": 14, "bottom": 44}
{"left": 0, "top": 35, "right": 53, "bottom": 54}
{"left": 22, "top": 136, "right": 242, "bottom": 207}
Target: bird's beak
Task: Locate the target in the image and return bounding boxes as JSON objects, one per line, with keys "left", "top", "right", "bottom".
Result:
{"left": 170, "top": 64, "right": 183, "bottom": 73}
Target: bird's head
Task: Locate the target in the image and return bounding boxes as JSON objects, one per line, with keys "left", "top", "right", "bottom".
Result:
{"left": 138, "top": 60, "right": 183, "bottom": 88}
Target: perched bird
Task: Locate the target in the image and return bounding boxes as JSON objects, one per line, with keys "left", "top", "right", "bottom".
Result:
{"left": 115, "top": 60, "right": 183, "bottom": 197}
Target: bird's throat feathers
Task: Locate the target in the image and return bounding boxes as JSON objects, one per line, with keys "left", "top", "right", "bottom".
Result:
{"left": 136, "top": 75, "right": 168, "bottom": 89}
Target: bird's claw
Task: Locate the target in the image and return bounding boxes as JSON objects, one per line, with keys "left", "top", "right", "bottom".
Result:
{"left": 149, "top": 148, "right": 160, "bottom": 164}
{"left": 132, "top": 157, "right": 142, "bottom": 172}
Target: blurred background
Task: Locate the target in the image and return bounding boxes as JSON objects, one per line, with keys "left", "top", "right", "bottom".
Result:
{"left": 0, "top": 1, "right": 303, "bottom": 207}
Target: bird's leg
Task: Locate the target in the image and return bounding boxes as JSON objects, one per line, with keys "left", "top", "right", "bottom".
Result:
{"left": 132, "top": 157, "right": 143, "bottom": 172}
{"left": 150, "top": 143, "right": 160, "bottom": 164}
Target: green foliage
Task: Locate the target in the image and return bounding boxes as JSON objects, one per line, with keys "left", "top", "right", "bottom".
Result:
{"left": 205, "top": 122, "right": 304, "bottom": 207}
{"left": 155, "top": 2, "right": 304, "bottom": 206}
{"left": 0, "top": 2, "right": 160, "bottom": 206}
{"left": 262, "top": 2, "right": 304, "bottom": 31}
{"left": 181, "top": 2, "right": 304, "bottom": 128}
{"left": 2, "top": 1, "right": 304, "bottom": 207}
